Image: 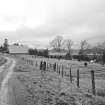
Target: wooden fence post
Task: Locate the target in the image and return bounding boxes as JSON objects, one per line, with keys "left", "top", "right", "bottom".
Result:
{"left": 53, "top": 63, "right": 56, "bottom": 72}
{"left": 25, "top": 59, "right": 26, "bottom": 64}
{"left": 77, "top": 69, "right": 80, "bottom": 88}
{"left": 35, "top": 61, "right": 37, "bottom": 67}
{"left": 57, "top": 64, "right": 58, "bottom": 73}
{"left": 70, "top": 67, "right": 72, "bottom": 83}
{"left": 46, "top": 63, "right": 48, "bottom": 71}
{"left": 49, "top": 63, "right": 50, "bottom": 71}
{"left": 62, "top": 65, "right": 64, "bottom": 77}
{"left": 59, "top": 65, "right": 60, "bottom": 75}
{"left": 91, "top": 70, "right": 96, "bottom": 95}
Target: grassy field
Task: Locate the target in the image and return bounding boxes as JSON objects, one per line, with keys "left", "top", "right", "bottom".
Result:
{"left": 0, "top": 56, "right": 7, "bottom": 66}
{"left": 18, "top": 55, "right": 105, "bottom": 90}
{"left": 7, "top": 54, "right": 105, "bottom": 105}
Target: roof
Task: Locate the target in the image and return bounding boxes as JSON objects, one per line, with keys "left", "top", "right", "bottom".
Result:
{"left": 9, "top": 45, "right": 29, "bottom": 54}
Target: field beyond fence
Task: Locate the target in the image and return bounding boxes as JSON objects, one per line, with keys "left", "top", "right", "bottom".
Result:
{"left": 13, "top": 54, "right": 105, "bottom": 97}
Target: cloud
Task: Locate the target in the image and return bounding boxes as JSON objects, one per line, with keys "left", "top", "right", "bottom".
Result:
{"left": 0, "top": 0, "right": 105, "bottom": 48}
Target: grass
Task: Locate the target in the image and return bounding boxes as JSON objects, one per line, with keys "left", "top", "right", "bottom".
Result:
{"left": 18, "top": 55, "right": 105, "bottom": 90}
{"left": 0, "top": 56, "right": 7, "bottom": 66}
{"left": 8, "top": 54, "right": 105, "bottom": 105}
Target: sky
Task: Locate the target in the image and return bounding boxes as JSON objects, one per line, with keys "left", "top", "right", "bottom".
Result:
{"left": 0, "top": 0, "right": 105, "bottom": 48}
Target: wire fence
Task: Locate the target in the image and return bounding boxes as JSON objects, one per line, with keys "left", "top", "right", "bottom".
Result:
{"left": 14, "top": 55, "right": 105, "bottom": 96}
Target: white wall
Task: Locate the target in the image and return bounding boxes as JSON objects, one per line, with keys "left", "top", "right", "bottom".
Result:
{"left": 9, "top": 45, "right": 28, "bottom": 54}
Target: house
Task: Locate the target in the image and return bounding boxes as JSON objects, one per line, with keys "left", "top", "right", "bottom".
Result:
{"left": 8, "top": 44, "right": 29, "bottom": 54}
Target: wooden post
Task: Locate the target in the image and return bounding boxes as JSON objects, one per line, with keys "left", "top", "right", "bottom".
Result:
{"left": 35, "top": 61, "right": 37, "bottom": 67}
{"left": 55, "top": 63, "right": 56, "bottom": 72}
{"left": 70, "top": 67, "right": 72, "bottom": 83}
{"left": 59, "top": 65, "right": 60, "bottom": 75}
{"left": 77, "top": 69, "right": 80, "bottom": 88}
{"left": 91, "top": 70, "right": 96, "bottom": 95}
{"left": 56, "top": 64, "right": 57, "bottom": 73}
{"left": 62, "top": 65, "right": 64, "bottom": 77}
{"left": 49, "top": 63, "right": 50, "bottom": 71}
{"left": 46, "top": 63, "right": 48, "bottom": 71}
{"left": 57, "top": 64, "right": 58, "bottom": 73}
{"left": 49, "top": 63, "right": 50, "bottom": 70}
{"left": 47, "top": 63, "right": 49, "bottom": 71}
{"left": 53, "top": 63, "right": 56, "bottom": 72}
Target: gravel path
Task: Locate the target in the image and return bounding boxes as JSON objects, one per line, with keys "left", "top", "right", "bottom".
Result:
{"left": 0, "top": 58, "right": 16, "bottom": 105}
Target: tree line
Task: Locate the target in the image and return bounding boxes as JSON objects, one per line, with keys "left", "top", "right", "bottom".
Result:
{"left": 49, "top": 35, "right": 105, "bottom": 64}
{"left": 28, "top": 48, "right": 48, "bottom": 57}
{"left": 28, "top": 35, "right": 105, "bottom": 64}
{"left": 50, "top": 35, "right": 73, "bottom": 59}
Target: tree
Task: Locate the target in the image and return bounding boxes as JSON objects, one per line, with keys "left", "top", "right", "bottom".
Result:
{"left": 28, "top": 48, "right": 37, "bottom": 55}
{"left": 80, "top": 40, "right": 88, "bottom": 50}
{"left": 42, "top": 49, "right": 48, "bottom": 57}
{"left": 3, "top": 38, "right": 9, "bottom": 53}
{"left": 79, "top": 40, "right": 88, "bottom": 54}
{"left": 0, "top": 46, "right": 3, "bottom": 52}
{"left": 50, "top": 36, "right": 64, "bottom": 52}
{"left": 28, "top": 48, "right": 48, "bottom": 57}
{"left": 65, "top": 39, "right": 73, "bottom": 59}
{"left": 102, "top": 51, "right": 105, "bottom": 64}
{"left": 79, "top": 40, "right": 88, "bottom": 61}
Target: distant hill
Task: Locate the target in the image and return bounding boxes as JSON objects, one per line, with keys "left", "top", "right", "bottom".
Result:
{"left": 86, "top": 35, "right": 105, "bottom": 45}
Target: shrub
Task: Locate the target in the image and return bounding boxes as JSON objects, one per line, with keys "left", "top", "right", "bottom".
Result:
{"left": 102, "top": 51, "right": 105, "bottom": 64}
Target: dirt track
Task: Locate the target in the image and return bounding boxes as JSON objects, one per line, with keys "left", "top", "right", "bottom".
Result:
{"left": 0, "top": 57, "right": 16, "bottom": 105}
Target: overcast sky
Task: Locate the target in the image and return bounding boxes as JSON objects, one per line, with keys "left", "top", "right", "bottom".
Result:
{"left": 0, "top": 0, "right": 105, "bottom": 48}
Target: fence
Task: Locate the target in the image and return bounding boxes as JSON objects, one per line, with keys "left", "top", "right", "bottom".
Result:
{"left": 16, "top": 55, "right": 105, "bottom": 96}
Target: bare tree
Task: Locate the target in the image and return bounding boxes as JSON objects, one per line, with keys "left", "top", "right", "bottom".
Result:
{"left": 50, "top": 36, "right": 64, "bottom": 51}
{"left": 79, "top": 40, "right": 89, "bottom": 54}
{"left": 65, "top": 39, "right": 73, "bottom": 58}
{"left": 80, "top": 40, "right": 88, "bottom": 51}
{"left": 79, "top": 40, "right": 89, "bottom": 60}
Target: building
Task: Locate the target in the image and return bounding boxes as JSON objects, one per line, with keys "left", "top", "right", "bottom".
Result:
{"left": 8, "top": 44, "right": 29, "bottom": 54}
